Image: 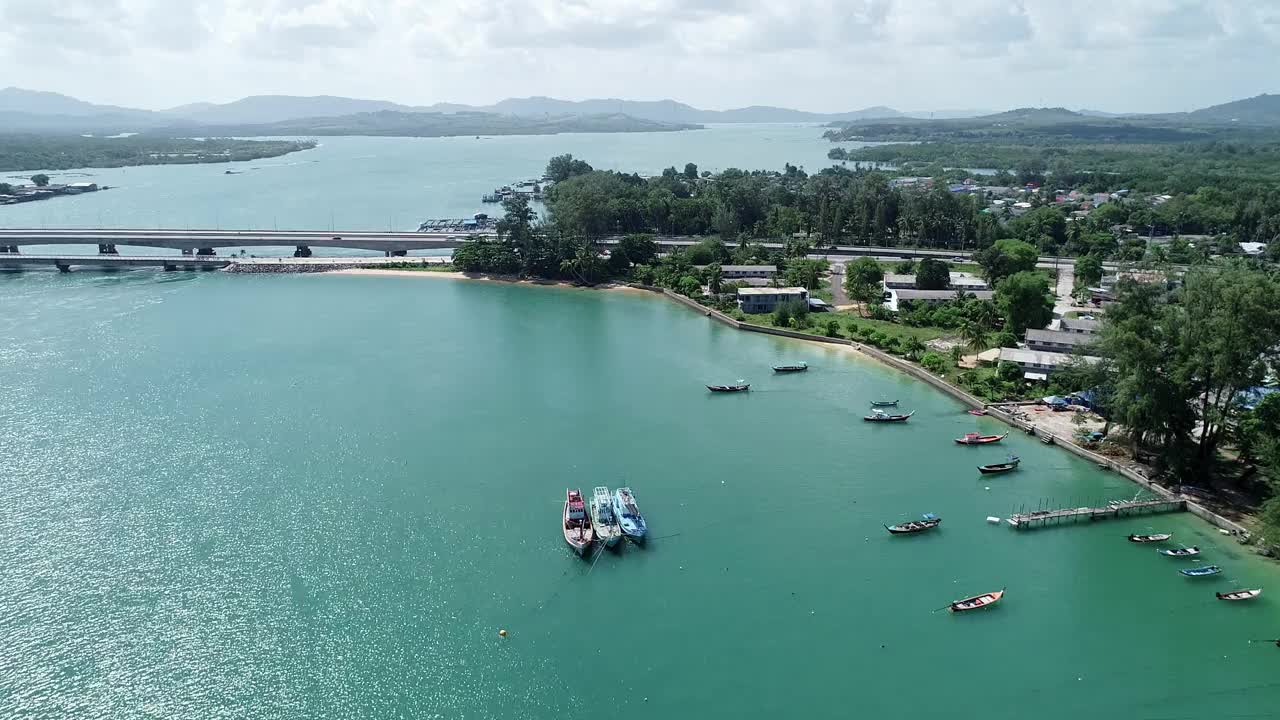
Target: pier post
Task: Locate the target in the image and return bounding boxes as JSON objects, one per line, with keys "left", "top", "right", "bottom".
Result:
{"left": 293, "top": 245, "right": 312, "bottom": 258}
{"left": 55, "top": 261, "right": 71, "bottom": 273}
{"left": 195, "top": 247, "right": 216, "bottom": 256}
{"left": 0, "top": 245, "right": 18, "bottom": 254}
{"left": 389, "top": 249, "right": 407, "bottom": 257}
{"left": 97, "top": 243, "right": 118, "bottom": 255}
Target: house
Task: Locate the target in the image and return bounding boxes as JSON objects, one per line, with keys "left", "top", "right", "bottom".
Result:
{"left": 1240, "top": 242, "right": 1267, "bottom": 256}
{"left": 1091, "top": 193, "right": 1110, "bottom": 206}
{"left": 737, "top": 287, "right": 808, "bottom": 314}
{"left": 63, "top": 182, "right": 99, "bottom": 194}
{"left": 881, "top": 272, "right": 988, "bottom": 291}
{"left": 721, "top": 265, "right": 777, "bottom": 279}
{"left": 883, "top": 288, "right": 994, "bottom": 312}
{"left": 998, "top": 347, "right": 1099, "bottom": 379}
{"left": 1025, "top": 329, "right": 1098, "bottom": 353}
{"left": 1058, "top": 317, "right": 1101, "bottom": 335}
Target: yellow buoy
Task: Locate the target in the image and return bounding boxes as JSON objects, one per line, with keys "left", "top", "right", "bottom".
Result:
{"left": 498, "top": 629, "right": 508, "bottom": 638}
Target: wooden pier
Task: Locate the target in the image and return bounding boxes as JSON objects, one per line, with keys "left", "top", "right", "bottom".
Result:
{"left": 1007, "top": 498, "right": 1186, "bottom": 530}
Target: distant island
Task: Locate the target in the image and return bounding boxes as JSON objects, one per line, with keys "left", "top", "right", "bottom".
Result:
{"left": 0, "top": 136, "right": 315, "bottom": 173}
{"left": 157, "top": 110, "right": 701, "bottom": 138}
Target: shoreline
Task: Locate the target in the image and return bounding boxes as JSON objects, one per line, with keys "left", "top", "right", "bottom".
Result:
{"left": 328, "top": 267, "right": 644, "bottom": 293}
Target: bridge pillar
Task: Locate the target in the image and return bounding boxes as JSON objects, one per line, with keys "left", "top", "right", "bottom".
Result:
{"left": 181, "top": 248, "right": 193, "bottom": 256}
{"left": 0, "top": 245, "right": 18, "bottom": 254}
{"left": 163, "top": 263, "right": 177, "bottom": 271}
{"left": 195, "top": 247, "right": 216, "bottom": 256}
{"left": 97, "top": 243, "right": 118, "bottom": 255}
{"left": 294, "top": 245, "right": 313, "bottom": 258}
{"left": 55, "top": 261, "right": 71, "bottom": 273}
{"left": 385, "top": 249, "right": 407, "bottom": 257}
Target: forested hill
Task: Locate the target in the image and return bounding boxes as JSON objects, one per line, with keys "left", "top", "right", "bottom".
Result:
{"left": 153, "top": 111, "right": 700, "bottom": 138}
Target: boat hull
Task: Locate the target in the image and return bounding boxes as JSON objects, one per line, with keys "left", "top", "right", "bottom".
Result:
{"left": 1216, "top": 589, "right": 1263, "bottom": 601}
{"left": 950, "top": 589, "right": 1005, "bottom": 612}
{"left": 1128, "top": 533, "right": 1172, "bottom": 543}
{"left": 955, "top": 433, "right": 1009, "bottom": 445}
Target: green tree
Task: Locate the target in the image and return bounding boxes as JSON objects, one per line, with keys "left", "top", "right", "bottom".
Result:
{"left": 30, "top": 173, "right": 50, "bottom": 187}
{"left": 894, "top": 259, "right": 917, "bottom": 274}
{"left": 683, "top": 163, "right": 698, "bottom": 180}
{"left": 1074, "top": 253, "right": 1104, "bottom": 289}
{"left": 959, "top": 320, "right": 989, "bottom": 353}
{"left": 902, "top": 336, "right": 927, "bottom": 360}
{"left": 825, "top": 319, "right": 841, "bottom": 337}
{"left": 996, "top": 271, "right": 1054, "bottom": 334}
{"left": 545, "top": 154, "right": 593, "bottom": 182}
{"left": 706, "top": 263, "right": 723, "bottom": 294}
{"left": 0, "top": 182, "right": 12, "bottom": 194}
{"left": 844, "top": 257, "right": 884, "bottom": 301}
{"left": 785, "top": 258, "right": 829, "bottom": 290}
{"left": 921, "top": 352, "right": 946, "bottom": 373}
{"left": 915, "top": 258, "right": 950, "bottom": 290}
{"left": 975, "top": 238, "right": 1038, "bottom": 284}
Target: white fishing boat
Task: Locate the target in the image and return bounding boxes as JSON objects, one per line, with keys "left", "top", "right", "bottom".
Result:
{"left": 591, "top": 486, "right": 623, "bottom": 548}
{"left": 612, "top": 487, "right": 648, "bottom": 543}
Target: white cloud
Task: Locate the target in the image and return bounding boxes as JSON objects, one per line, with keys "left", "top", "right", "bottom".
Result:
{"left": 0, "top": 0, "right": 1274, "bottom": 113}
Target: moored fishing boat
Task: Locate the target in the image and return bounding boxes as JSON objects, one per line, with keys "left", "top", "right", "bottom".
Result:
{"left": 591, "top": 486, "right": 622, "bottom": 549}
{"left": 1128, "top": 533, "right": 1172, "bottom": 543}
{"left": 708, "top": 382, "right": 750, "bottom": 393}
{"left": 1180, "top": 565, "right": 1222, "bottom": 577}
{"left": 954, "top": 432, "right": 1009, "bottom": 445}
{"left": 870, "top": 400, "right": 899, "bottom": 407}
{"left": 978, "top": 456, "right": 1020, "bottom": 474}
{"left": 864, "top": 409, "right": 914, "bottom": 423}
{"left": 950, "top": 588, "right": 1005, "bottom": 613}
{"left": 885, "top": 513, "right": 941, "bottom": 534}
{"left": 967, "top": 409, "right": 987, "bottom": 416}
{"left": 1216, "top": 588, "right": 1263, "bottom": 601}
{"left": 612, "top": 487, "right": 647, "bottom": 543}
{"left": 563, "top": 488, "right": 595, "bottom": 557}
{"left": 773, "top": 362, "right": 808, "bottom": 373}
{"left": 1158, "top": 546, "right": 1201, "bottom": 557}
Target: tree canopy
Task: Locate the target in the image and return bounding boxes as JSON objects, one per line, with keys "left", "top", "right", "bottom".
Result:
{"left": 915, "top": 258, "right": 950, "bottom": 290}
{"left": 995, "top": 271, "right": 1054, "bottom": 334}
{"left": 976, "top": 238, "right": 1039, "bottom": 284}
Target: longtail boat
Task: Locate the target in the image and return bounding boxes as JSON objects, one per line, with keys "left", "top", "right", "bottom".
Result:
{"left": 885, "top": 513, "right": 941, "bottom": 535}
{"left": 563, "top": 488, "right": 595, "bottom": 557}
{"left": 967, "top": 409, "right": 987, "bottom": 416}
{"left": 870, "top": 400, "right": 899, "bottom": 407}
{"left": 590, "top": 486, "right": 622, "bottom": 549}
{"left": 773, "top": 363, "right": 808, "bottom": 373}
{"left": 955, "top": 432, "right": 1009, "bottom": 445}
{"left": 950, "top": 588, "right": 1005, "bottom": 613}
{"left": 864, "top": 409, "right": 914, "bottom": 423}
{"left": 1180, "top": 565, "right": 1222, "bottom": 578}
{"left": 1158, "top": 546, "right": 1200, "bottom": 557}
{"left": 978, "top": 456, "right": 1020, "bottom": 474}
{"left": 707, "top": 383, "right": 750, "bottom": 393}
{"left": 1216, "top": 589, "right": 1263, "bottom": 601}
{"left": 612, "top": 487, "right": 647, "bottom": 544}
{"left": 1128, "top": 533, "right": 1172, "bottom": 543}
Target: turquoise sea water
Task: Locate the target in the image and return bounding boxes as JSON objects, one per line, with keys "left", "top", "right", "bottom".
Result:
{"left": 2, "top": 271, "right": 1277, "bottom": 718}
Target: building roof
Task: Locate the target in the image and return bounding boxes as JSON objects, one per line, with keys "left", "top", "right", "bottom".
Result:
{"left": 883, "top": 272, "right": 988, "bottom": 290}
{"left": 895, "top": 289, "right": 994, "bottom": 301}
{"left": 727, "top": 277, "right": 775, "bottom": 287}
{"left": 1025, "top": 329, "right": 1098, "bottom": 348}
{"left": 721, "top": 265, "right": 777, "bottom": 273}
{"left": 1058, "top": 317, "right": 1102, "bottom": 334}
{"left": 998, "top": 347, "right": 1100, "bottom": 367}
{"left": 737, "top": 286, "right": 807, "bottom": 296}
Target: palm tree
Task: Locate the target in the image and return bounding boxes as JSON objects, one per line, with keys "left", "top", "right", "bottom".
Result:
{"left": 903, "top": 337, "right": 927, "bottom": 361}
{"left": 959, "top": 320, "right": 989, "bottom": 354}
{"left": 971, "top": 300, "right": 1000, "bottom": 331}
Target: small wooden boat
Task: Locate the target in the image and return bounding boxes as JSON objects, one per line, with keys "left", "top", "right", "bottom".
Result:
{"left": 967, "top": 409, "right": 987, "bottom": 416}
{"left": 1216, "top": 588, "right": 1263, "bottom": 601}
{"left": 563, "top": 488, "right": 595, "bottom": 557}
{"left": 1180, "top": 565, "right": 1222, "bottom": 577}
{"left": 978, "top": 456, "right": 1020, "bottom": 474}
{"left": 864, "top": 409, "right": 914, "bottom": 423}
{"left": 590, "top": 486, "right": 622, "bottom": 549}
{"left": 707, "top": 383, "right": 750, "bottom": 393}
{"left": 950, "top": 588, "right": 1005, "bottom": 613}
{"left": 612, "top": 487, "right": 647, "bottom": 543}
{"left": 885, "top": 514, "right": 941, "bottom": 535}
{"left": 954, "top": 432, "right": 1009, "bottom": 445}
{"left": 1158, "top": 546, "right": 1200, "bottom": 557}
{"left": 1128, "top": 533, "right": 1172, "bottom": 543}
{"left": 773, "top": 362, "right": 808, "bottom": 373}
{"left": 870, "top": 400, "right": 899, "bottom": 407}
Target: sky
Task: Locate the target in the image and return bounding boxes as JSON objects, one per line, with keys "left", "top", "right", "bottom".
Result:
{"left": 0, "top": 0, "right": 1277, "bottom": 113}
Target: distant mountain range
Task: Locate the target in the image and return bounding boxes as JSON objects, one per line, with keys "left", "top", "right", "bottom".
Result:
{"left": 3, "top": 87, "right": 1280, "bottom": 137}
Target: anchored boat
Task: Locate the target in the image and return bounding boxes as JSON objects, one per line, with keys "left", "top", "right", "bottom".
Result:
{"left": 591, "top": 486, "right": 623, "bottom": 549}
{"left": 563, "top": 488, "right": 595, "bottom": 557}
{"left": 612, "top": 487, "right": 648, "bottom": 543}
{"left": 1216, "top": 589, "right": 1263, "bottom": 601}
{"left": 950, "top": 588, "right": 1005, "bottom": 613}
{"left": 955, "top": 432, "right": 1009, "bottom": 445}
{"left": 708, "top": 382, "right": 750, "bottom": 393}
{"left": 1158, "top": 546, "right": 1201, "bottom": 557}
{"left": 1180, "top": 565, "right": 1222, "bottom": 578}
{"left": 978, "top": 456, "right": 1020, "bottom": 474}
{"left": 864, "top": 409, "right": 915, "bottom": 423}
{"left": 773, "top": 362, "right": 808, "bottom": 373}
{"left": 1128, "top": 533, "right": 1172, "bottom": 543}
{"left": 870, "top": 400, "right": 899, "bottom": 407}
{"left": 885, "top": 513, "right": 941, "bottom": 535}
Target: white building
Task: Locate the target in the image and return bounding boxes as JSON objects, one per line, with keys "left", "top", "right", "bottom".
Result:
{"left": 699, "top": 264, "right": 777, "bottom": 279}
{"left": 881, "top": 272, "right": 988, "bottom": 291}
{"left": 737, "top": 287, "right": 809, "bottom": 314}
{"left": 883, "top": 288, "right": 994, "bottom": 312}
{"left": 998, "top": 347, "right": 1100, "bottom": 380}
{"left": 1025, "top": 329, "right": 1098, "bottom": 353}
{"left": 1057, "top": 317, "right": 1101, "bottom": 335}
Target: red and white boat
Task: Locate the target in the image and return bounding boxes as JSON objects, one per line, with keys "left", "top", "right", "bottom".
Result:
{"left": 1216, "top": 588, "right": 1263, "bottom": 601}
{"left": 955, "top": 432, "right": 1009, "bottom": 445}
{"left": 950, "top": 588, "right": 1005, "bottom": 613}
{"left": 563, "top": 488, "right": 595, "bottom": 557}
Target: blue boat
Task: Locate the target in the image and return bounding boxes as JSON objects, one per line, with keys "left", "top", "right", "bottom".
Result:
{"left": 612, "top": 487, "right": 648, "bottom": 543}
{"left": 1180, "top": 565, "right": 1222, "bottom": 577}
